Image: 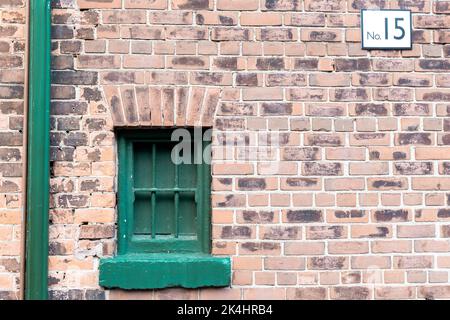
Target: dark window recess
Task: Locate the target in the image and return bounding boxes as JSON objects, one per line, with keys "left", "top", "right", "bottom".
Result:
{"left": 117, "top": 129, "right": 211, "bottom": 254}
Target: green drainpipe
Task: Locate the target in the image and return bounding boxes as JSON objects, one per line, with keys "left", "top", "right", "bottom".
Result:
{"left": 25, "top": 0, "right": 52, "bottom": 300}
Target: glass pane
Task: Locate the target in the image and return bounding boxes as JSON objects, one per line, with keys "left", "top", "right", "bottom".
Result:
{"left": 178, "top": 163, "right": 197, "bottom": 188}
{"left": 133, "top": 142, "right": 152, "bottom": 189}
{"left": 155, "top": 193, "right": 175, "bottom": 236}
{"left": 126, "top": 132, "right": 205, "bottom": 243}
{"left": 133, "top": 195, "right": 151, "bottom": 235}
{"left": 155, "top": 142, "right": 175, "bottom": 188}
{"left": 178, "top": 194, "right": 197, "bottom": 236}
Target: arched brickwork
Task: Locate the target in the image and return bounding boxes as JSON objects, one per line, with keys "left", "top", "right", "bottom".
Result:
{"left": 103, "top": 85, "right": 220, "bottom": 127}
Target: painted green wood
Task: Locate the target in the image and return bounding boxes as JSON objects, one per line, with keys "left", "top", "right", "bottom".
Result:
{"left": 117, "top": 134, "right": 129, "bottom": 255}
{"left": 99, "top": 254, "right": 231, "bottom": 289}
{"left": 25, "top": 0, "right": 52, "bottom": 300}
{"left": 201, "top": 154, "right": 212, "bottom": 253}
{"left": 100, "top": 129, "right": 228, "bottom": 289}
{"left": 116, "top": 129, "right": 211, "bottom": 254}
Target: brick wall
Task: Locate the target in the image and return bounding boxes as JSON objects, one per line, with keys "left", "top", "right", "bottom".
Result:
{"left": 0, "top": 0, "right": 25, "bottom": 300}
{"left": 4, "top": 0, "right": 450, "bottom": 300}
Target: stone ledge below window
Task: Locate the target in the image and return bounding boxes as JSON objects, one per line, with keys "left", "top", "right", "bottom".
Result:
{"left": 99, "top": 254, "right": 231, "bottom": 290}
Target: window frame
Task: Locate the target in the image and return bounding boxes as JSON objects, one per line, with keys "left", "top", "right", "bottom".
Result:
{"left": 116, "top": 129, "right": 212, "bottom": 256}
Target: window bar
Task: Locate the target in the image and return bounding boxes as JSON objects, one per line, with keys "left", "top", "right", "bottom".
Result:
{"left": 135, "top": 188, "right": 196, "bottom": 193}
{"left": 174, "top": 156, "right": 179, "bottom": 238}
{"left": 151, "top": 143, "right": 156, "bottom": 239}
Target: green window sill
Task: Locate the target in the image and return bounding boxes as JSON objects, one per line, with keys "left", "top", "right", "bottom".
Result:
{"left": 99, "top": 254, "right": 231, "bottom": 290}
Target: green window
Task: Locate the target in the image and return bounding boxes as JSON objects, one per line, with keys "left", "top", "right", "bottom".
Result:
{"left": 118, "top": 129, "right": 210, "bottom": 254}
{"left": 100, "top": 129, "right": 230, "bottom": 290}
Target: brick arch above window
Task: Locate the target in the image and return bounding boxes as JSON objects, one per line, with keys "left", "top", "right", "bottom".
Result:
{"left": 102, "top": 85, "right": 221, "bottom": 127}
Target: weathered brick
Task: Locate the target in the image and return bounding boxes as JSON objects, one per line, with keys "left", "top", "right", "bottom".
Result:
{"left": 284, "top": 210, "right": 323, "bottom": 223}
{"left": 287, "top": 287, "right": 326, "bottom": 300}
{"left": 394, "top": 256, "right": 434, "bottom": 269}
{"left": 373, "top": 209, "right": 410, "bottom": 222}
{"left": 259, "top": 28, "right": 297, "bottom": 41}
{"left": 287, "top": 13, "right": 325, "bottom": 26}
{"left": 373, "top": 59, "right": 414, "bottom": 72}
{"left": 394, "top": 74, "right": 432, "bottom": 87}
{"left": 331, "top": 286, "right": 371, "bottom": 300}
{"left": 2, "top": 0, "right": 448, "bottom": 300}
{"left": 302, "top": 162, "right": 342, "bottom": 176}
{"left": 349, "top": 162, "right": 389, "bottom": 175}
{"left": 349, "top": 103, "right": 389, "bottom": 116}
{"left": 368, "top": 178, "right": 408, "bottom": 190}
{"left": 79, "top": 225, "right": 114, "bottom": 239}
{"left": 52, "top": 71, "right": 97, "bottom": 85}
{"left": 350, "top": 133, "right": 390, "bottom": 146}
{"left": 261, "top": 226, "right": 301, "bottom": 240}
{"left": 281, "top": 177, "right": 321, "bottom": 191}
{"left": 335, "top": 58, "right": 370, "bottom": 72}
{"left": 308, "top": 257, "right": 348, "bottom": 270}
{"left": 394, "top": 103, "right": 431, "bottom": 115}
{"left": 301, "top": 29, "right": 342, "bottom": 42}
{"left": 77, "top": 55, "right": 120, "bottom": 69}
{"left": 351, "top": 225, "right": 392, "bottom": 238}
{"left": 171, "top": 0, "right": 211, "bottom": 9}
{"left": 394, "top": 162, "right": 433, "bottom": 175}
{"left": 310, "top": 74, "right": 350, "bottom": 87}
{"left": 331, "top": 88, "right": 369, "bottom": 102}
{"left": 396, "top": 133, "right": 433, "bottom": 145}
{"left": 305, "top": 0, "right": 345, "bottom": 12}
{"left": 212, "top": 27, "right": 251, "bottom": 41}
{"left": 293, "top": 58, "right": 318, "bottom": 70}
{"left": 398, "top": 225, "right": 435, "bottom": 238}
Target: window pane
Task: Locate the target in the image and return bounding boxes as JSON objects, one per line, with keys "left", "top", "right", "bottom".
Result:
{"left": 178, "top": 194, "right": 197, "bottom": 236}
{"left": 178, "top": 162, "right": 197, "bottom": 236}
{"left": 178, "top": 162, "right": 197, "bottom": 188}
{"left": 155, "top": 142, "right": 175, "bottom": 189}
{"left": 133, "top": 142, "right": 152, "bottom": 188}
{"left": 119, "top": 129, "right": 210, "bottom": 253}
{"left": 134, "top": 195, "right": 151, "bottom": 235}
{"left": 155, "top": 193, "right": 175, "bottom": 236}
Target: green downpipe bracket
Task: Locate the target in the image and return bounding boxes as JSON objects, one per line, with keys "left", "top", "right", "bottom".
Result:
{"left": 25, "top": 0, "right": 52, "bottom": 300}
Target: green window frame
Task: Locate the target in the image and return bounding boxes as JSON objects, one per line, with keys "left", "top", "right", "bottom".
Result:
{"left": 117, "top": 129, "right": 211, "bottom": 255}
{"left": 100, "top": 128, "right": 230, "bottom": 290}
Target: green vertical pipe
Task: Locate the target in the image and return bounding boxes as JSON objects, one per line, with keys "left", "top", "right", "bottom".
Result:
{"left": 25, "top": 0, "right": 52, "bottom": 300}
